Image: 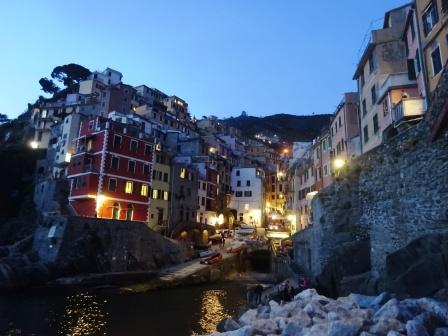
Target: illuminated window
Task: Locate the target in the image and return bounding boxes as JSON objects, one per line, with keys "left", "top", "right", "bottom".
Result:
{"left": 163, "top": 191, "right": 169, "bottom": 201}
{"left": 141, "top": 184, "right": 148, "bottom": 196}
{"left": 180, "top": 168, "right": 186, "bottom": 179}
{"left": 152, "top": 189, "right": 158, "bottom": 199}
{"left": 125, "top": 181, "right": 133, "bottom": 194}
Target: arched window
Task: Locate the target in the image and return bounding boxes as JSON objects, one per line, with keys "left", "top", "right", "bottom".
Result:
{"left": 112, "top": 202, "right": 120, "bottom": 219}
{"left": 126, "top": 204, "right": 134, "bottom": 220}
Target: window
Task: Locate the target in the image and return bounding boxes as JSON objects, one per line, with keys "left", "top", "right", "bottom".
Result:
{"left": 360, "top": 71, "right": 365, "bottom": 88}
{"left": 163, "top": 172, "right": 168, "bottom": 182}
{"left": 431, "top": 44, "right": 443, "bottom": 76}
{"left": 113, "top": 135, "right": 122, "bottom": 148}
{"left": 163, "top": 191, "right": 169, "bottom": 201}
{"left": 383, "top": 99, "right": 389, "bottom": 117}
{"left": 408, "top": 59, "right": 417, "bottom": 80}
{"left": 235, "top": 191, "right": 242, "bottom": 197}
{"left": 180, "top": 168, "right": 186, "bottom": 179}
{"left": 108, "top": 178, "right": 117, "bottom": 192}
{"left": 410, "top": 16, "right": 416, "bottom": 41}
{"left": 111, "top": 156, "right": 119, "bottom": 169}
{"left": 143, "top": 164, "right": 150, "bottom": 176}
{"left": 246, "top": 180, "right": 251, "bottom": 187}
{"left": 202, "top": 182, "right": 206, "bottom": 190}
{"left": 88, "top": 120, "right": 95, "bottom": 130}
{"left": 423, "top": 1, "right": 439, "bottom": 36}
{"left": 369, "top": 53, "right": 376, "bottom": 74}
{"left": 338, "top": 116, "right": 342, "bottom": 127}
{"left": 236, "top": 170, "right": 240, "bottom": 176}
{"left": 128, "top": 160, "right": 136, "bottom": 173}
{"left": 130, "top": 140, "right": 138, "bottom": 152}
{"left": 125, "top": 181, "right": 133, "bottom": 194}
{"left": 324, "top": 165, "right": 328, "bottom": 176}
{"left": 415, "top": 49, "right": 421, "bottom": 74}
{"left": 271, "top": 185, "right": 275, "bottom": 192}
{"left": 145, "top": 144, "right": 152, "bottom": 156}
{"left": 152, "top": 189, "right": 158, "bottom": 199}
{"left": 363, "top": 125, "right": 369, "bottom": 143}
{"left": 373, "top": 114, "right": 379, "bottom": 134}
{"left": 242, "top": 190, "right": 251, "bottom": 197}
{"left": 362, "top": 100, "right": 367, "bottom": 116}
{"left": 141, "top": 184, "right": 148, "bottom": 196}
{"left": 371, "top": 85, "right": 377, "bottom": 104}
{"left": 237, "top": 180, "right": 241, "bottom": 187}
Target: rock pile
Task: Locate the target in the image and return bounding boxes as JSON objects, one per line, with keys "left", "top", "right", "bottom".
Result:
{"left": 212, "top": 289, "right": 448, "bottom": 336}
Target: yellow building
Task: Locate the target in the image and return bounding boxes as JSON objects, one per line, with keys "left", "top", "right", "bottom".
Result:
{"left": 148, "top": 148, "right": 171, "bottom": 232}
{"left": 415, "top": 0, "right": 448, "bottom": 94}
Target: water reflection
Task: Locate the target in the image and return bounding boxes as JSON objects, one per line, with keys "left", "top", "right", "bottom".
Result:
{"left": 56, "top": 292, "right": 108, "bottom": 336}
{"left": 198, "top": 289, "right": 230, "bottom": 333}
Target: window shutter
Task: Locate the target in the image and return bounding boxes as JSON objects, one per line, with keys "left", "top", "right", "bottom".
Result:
{"left": 408, "top": 59, "right": 417, "bottom": 80}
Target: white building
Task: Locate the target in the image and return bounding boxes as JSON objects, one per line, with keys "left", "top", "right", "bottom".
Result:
{"left": 229, "top": 168, "right": 265, "bottom": 227}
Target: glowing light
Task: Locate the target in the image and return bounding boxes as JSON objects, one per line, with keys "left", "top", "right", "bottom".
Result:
{"left": 30, "top": 141, "right": 38, "bottom": 149}
{"left": 218, "top": 214, "right": 225, "bottom": 225}
{"left": 65, "top": 153, "right": 72, "bottom": 163}
{"left": 95, "top": 194, "right": 107, "bottom": 214}
{"left": 334, "top": 159, "right": 346, "bottom": 169}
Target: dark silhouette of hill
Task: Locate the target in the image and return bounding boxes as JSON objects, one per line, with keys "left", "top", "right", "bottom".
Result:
{"left": 222, "top": 113, "right": 332, "bottom": 142}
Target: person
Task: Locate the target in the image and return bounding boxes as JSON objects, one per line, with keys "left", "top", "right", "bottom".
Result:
{"left": 254, "top": 284, "right": 263, "bottom": 305}
{"left": 220, "top": 232, "right": 225, "bottom": 248}
{"left": 283, "top": 281, "right": 290, "bottom": 301}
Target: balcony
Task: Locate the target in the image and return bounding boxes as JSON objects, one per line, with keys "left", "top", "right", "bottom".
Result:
{"left": 378, "top": 73, "right": 416, "bottom": 101}
{"left": 392, "top": 98, "right": 425, "bottom": 127}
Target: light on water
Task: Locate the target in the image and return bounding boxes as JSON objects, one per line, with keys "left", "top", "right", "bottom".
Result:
{"left": 56, "top": 292, "right": 108, "bottom": 336}
{"left": 198, "top": 290, "right": 230, "bottom": 333}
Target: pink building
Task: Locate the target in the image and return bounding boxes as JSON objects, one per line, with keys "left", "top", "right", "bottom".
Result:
{"left": 330, "top": 93, "right": 361, "bottom": 166}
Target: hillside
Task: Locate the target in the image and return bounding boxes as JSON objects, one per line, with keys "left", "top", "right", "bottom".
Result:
{"left": 222, "top": 113, "right": 332, "bottom": 142}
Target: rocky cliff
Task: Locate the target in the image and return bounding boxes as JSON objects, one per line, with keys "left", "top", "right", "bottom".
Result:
{"left": 293, "top": 69, "right": 448, "bottom": 298}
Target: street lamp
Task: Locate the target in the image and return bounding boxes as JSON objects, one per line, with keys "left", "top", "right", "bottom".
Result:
{"left": 333, "top": 159, "right": 345, "bottom": 170}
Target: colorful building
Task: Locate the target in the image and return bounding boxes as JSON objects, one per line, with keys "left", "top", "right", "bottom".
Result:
{"left": 353, "top": 4, "right": 418, "bottom": 153}
{"left": 67, "top": 116, "right": 154, "bottom": 222}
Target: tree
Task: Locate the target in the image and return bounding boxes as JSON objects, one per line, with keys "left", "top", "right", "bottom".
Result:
{"left": 0, "top": 113, "right": 9, "bottom": 123}
{"left": 38, "top": 78, "right": 60, "bottom": 94}
{"left": 241, "top": 110, "right": 248, "bottom": 117}
{"left": 50, "top": 63, "right": 91, "bottom": 87}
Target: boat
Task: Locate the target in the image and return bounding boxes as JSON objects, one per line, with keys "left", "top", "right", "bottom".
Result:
{"left": 200, "top": 252, "right": 223, "bottom": 265}
{"left": 226, "top": 244, "right": 246, "bottom": 253}
{"left": 199, "top": 249, "right": 215, "bottom": 258}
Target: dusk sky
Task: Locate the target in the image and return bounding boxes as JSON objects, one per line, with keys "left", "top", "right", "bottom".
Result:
{"left": 0, "top": 0, "right": 408, "bottom": 120}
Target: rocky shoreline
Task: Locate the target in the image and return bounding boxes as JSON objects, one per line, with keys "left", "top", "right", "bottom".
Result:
{"left": 213, "top": 289, "right": 448, "bottom": 336}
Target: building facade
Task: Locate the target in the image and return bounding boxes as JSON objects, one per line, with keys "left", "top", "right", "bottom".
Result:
{"left": 229, "top": 167, "right": 265, "bottom": 227}
{"left": 67, "top": 117, "right": 154, "bottom": 222}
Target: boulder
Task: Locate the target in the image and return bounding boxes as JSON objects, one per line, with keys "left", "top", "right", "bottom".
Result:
{"left": 327, "top": 319, "right": 362, "bottom": 336}
{"left": 386, "top": 234, "right": 448, "bottom": 297}
{"left": 373, "top": 299, "right": 400, "bottom": 322}
{"left": 417, "top": 298, "right": 448, "bottom": 325}
{"left": 250, "top": 318, "right": 279, "bottom": 334}
{"left": 281, "top": 322, "right": 304, "bottom": 336}
{"left": 217, "top": 318, "right": 240, "bottom": 332}
{"left": 239, "top": 309, "right": 257, "bottom": 326}
{"left": 434, "top": 328, "right": 448, "bottom": 336}
{"left": 405, "top": 319, "right": 430, "bottom": 336}
{"left": 369, "top": 318, "right": 405, "bottom": 335}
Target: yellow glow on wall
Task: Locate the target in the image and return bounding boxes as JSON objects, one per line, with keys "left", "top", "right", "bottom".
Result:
{"left": 125, "top": 181, "right": 133, "bottom": 194}
{"left": 141, "top": 184, "right": 148, "bottom": 196}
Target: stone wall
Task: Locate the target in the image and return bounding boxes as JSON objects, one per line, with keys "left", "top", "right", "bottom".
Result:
{"left": 32, "top": 215, "right": 186, "bottom": 280}
{"left": 292, "top": 67, "right": 448, "bottom": 297}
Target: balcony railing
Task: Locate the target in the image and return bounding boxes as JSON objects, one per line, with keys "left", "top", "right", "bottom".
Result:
{"left": 392, "top": 98, "right": 425, "bottom": 127}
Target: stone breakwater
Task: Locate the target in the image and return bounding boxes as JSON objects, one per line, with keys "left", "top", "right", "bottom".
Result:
{"left": 212, "top": 289, "right": 448, "bottom": 336}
